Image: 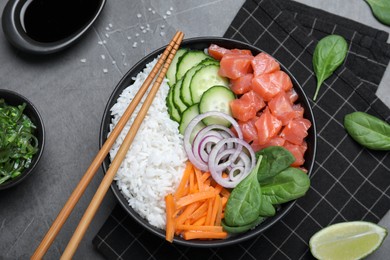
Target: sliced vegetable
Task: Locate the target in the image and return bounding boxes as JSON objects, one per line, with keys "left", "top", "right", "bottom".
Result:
{"left": 166, "top": 86, "right": 181, "bottom": 122}
{"left": 312, "top": 35, "right": 348, "bottom": 101}
{"left": 179, "top": 104, "right": 203, "bottom": 136}
{"left": 180, "top": 59, "right": 219, "bottom": 106}
{"left": 172, "top": 79, "right": 188, "bottom": 114}
{"left": 199, "top": 86, "right": 235, "bottom": 127}
{"left": 208, "top": 137, "right": 256, "bottom": 188}
{"left": 183, "top": 111, "right": 243, "bottom": 172}
{"left": 166, "top": 48, "right": 187, "bottom": 86}
{"left": 165, "top": 161, "right": 231, "bottom": 241}
{"left": 165, "top": 194, "right": 175, "bottom": 242}
{"left": 344, "top": 111, "right": 390, "bottom": 151}
{"left": 190, "top": 64, "right": 229, "bottom": 104}
{"left": 176, "top": 50, "right": 209, "bottom": 81}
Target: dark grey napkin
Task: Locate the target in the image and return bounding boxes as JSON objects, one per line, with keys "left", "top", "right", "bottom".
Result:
{"left": 93, "top": 0, "right": 390, "bottom": 259}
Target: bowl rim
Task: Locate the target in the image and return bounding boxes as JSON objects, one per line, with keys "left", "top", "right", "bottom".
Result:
{"left": 99, "top": 36, "right": 317, "bottom": 247}
{"left": 0, "top": 89, "right": 45, "bottom": 190}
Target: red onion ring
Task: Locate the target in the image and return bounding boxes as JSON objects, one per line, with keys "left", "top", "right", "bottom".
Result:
{"left": 183, "top": 112, "right": 256, "bottom": 188}
{"left": 183, "top": 112, "right": 243, "bottom": 172}
{"left": 208, "top": 138, "right": 255, "bottom": 188}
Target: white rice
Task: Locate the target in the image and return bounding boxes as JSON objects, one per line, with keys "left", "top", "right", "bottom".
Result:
{"left": 108, "top": 58, "right": 187, "bottom": 229}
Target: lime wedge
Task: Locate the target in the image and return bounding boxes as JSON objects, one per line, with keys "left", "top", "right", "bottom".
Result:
{"left": 309, "top": 221, "right": 388, "bottom": 260}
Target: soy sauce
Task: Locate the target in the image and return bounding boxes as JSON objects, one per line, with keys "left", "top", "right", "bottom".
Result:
{"left": 22, "top": 0, "right": 102, "bottom": 43}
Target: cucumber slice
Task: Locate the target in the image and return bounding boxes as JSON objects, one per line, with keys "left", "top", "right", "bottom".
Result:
{"left": 172, "top": 79, "right": 188, "bottom": 114}
{"left": 199, "top": 85, "right": 235, "bottom": 127}
{"left": 190, "top": 64, "right": 229, "bottom": 104}
{"left": 166, "top": 85, "right": 181, "bottom": 122}
{"left": 176, "top": 50, "right": 209, "bottom": 82}
{"left": 166, "top": 48, "right": 187, "bottom": 86}
{"left": 180, "top": 59, "right": 219, "bottom": 106}
{"left": 179, "top": 104, "right": 205, "bottom": 142}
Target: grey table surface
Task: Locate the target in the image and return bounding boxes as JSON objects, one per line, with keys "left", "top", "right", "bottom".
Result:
{"left": 0, "top": 0, "right": 389, "bottom": 259}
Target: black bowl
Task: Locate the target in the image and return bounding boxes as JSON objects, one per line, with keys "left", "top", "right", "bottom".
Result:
{"left": 0, "top": 89, "right": 45, "bottom": 190}
{"left": 99, "top": 37, "right": 317, "bottom": 247}
{"left": 1, "top": 0, "right": 106, "bottom": 55}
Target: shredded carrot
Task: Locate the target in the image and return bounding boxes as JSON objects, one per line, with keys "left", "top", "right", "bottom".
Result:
{"left": 176, "top": 190, "right": 215, "bottom": 209}
{"left": 201, "top": 172, "right": 211, "bottom": 182}
{"left": 165, "top": 194, "right": 175, "bottom": 243}
{"left": 165, "top": 161, "right": 231, "bottom": 242}
{"left": 209, "top": 195, "right": 221, "bottom": 226}
{"left": 215, "top": 197, "right": 223, "bottom": 226}
{"left": 174, "top": 162, "right": 193, "bottom": 199}
{"left": 175, "top": 201, "right": 201, "bottom": 225}
{"left": 188, "top": 201, "right": 208, "bottom": 221}
{"left": 176, "top": 225, "right": 223, "bottom": 232}
{"left": 205, "top": 197, "right": 214, "bottom": 226}
{"left": 193, "top": 215, "right": 206, "bottom": 226}
{"left": 194, "top": 168, "right": 204, "bottom": 191}
{"left": 182, "top": 231, "right": 228, "bottom": 240}
{"left": 189, "top": 168, "right": 196, "bottom": 193}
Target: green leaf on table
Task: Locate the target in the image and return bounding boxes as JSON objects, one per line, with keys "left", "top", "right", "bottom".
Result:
{"left": 365, "top": 0, "right": 390, "bottom": 26}
{"left": 312, "top": 35, "right": 348, "bottom": 101}
{"left": 344, "top": 111, "right": 390, "bottom": 151}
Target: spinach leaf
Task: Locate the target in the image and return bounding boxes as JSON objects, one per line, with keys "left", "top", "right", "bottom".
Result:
{"left": 344, "top": 111, "right": 390, "bottom": 151}
{"left": 365, "top": 0, "right": 390, "bottom": 25}
{"left": 312, "top": 35, "right": 348, "bottom": 101}
{"left": 258, "top": 195, "right": 276, "bottom": 217}
{"left": 222, "top": 216, "right": 265, "bottom": 234}
{"left": 256, "top": 146, "right": 295, "bottom": 182}
{"left": 261, "top": 167, "right": 310, "bottom": 205}
{"left": 224, "top": 156, "right": 263, "bottom": 227}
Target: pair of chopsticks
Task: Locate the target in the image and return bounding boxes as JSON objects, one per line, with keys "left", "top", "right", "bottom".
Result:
{"left": 31, "top": 31, "right": 184, "bottom": 260}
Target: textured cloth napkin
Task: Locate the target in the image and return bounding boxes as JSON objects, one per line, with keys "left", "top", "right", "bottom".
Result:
{"left": 93, "top": 0, "right": 390, "bottom": 259}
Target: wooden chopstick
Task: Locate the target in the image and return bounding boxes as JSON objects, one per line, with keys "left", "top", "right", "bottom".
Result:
{"left": 31, "top": 31, "right": 184, "bottom": 260}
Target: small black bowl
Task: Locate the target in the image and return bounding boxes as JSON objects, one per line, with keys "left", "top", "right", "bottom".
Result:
{"left": 1, "top": 0, "right": 106, "bottom": 55}
{"left": 0, "top": 89, "right": 45, "bottom": 190}
{"left": 99, "top": 37, "right": 317, "bottom": 247}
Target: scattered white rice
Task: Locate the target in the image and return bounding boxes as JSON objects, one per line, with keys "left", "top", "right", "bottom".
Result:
{"left": 109, "top": 57, "right": 187, "bottom": 229}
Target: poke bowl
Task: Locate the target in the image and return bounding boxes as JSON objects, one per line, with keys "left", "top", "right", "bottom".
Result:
{"left": 99, "top": 37, "right": 317, "bottom": 247}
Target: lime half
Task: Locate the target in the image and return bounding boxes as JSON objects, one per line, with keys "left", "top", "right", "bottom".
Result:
{"left": 309, "top": 221, "right": 388, "bottom": 260}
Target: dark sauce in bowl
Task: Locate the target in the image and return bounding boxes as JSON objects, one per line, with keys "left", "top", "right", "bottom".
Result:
{"left": 22, "top": 0, "right": 102, "bottom": 43}
{"left": 1, "top": 0, "right": 106, "bottom": 54}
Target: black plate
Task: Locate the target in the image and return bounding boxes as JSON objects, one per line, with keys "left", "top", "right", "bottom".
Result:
{"left": 99, "top": 37, "right": 317, "bottom": 247}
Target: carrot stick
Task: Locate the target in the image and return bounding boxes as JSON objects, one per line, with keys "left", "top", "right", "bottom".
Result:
{"left": 182, "top": 231, "right": 228, "bottom": 240}
{"left": 215, "top": 196, "right": 223, "bottom": 226}
{"left": 194, "top": 168, "right": 204, "bottom": 191}
{"left": 205, "top": 198, "right": 214, "bottom": 226}
{"left": 165, "top": 194, "right": 175, "bottom": 243}
{"left": 188, "top": 201, "right": 208, "bottom": 221}
{"left": 209, "top": 195, "right": 221, "bottom": 226}
{"left": 214, "top": 184, "right": 223, "bottom": 195}
{"left": 201, "top": 172, "right": 211, "bottom": 182}
{"left": 193, "top": 215, "right": 206, "bottom": 226}
{"left": 189, "top": 168, "right": 196, "bottom": 193}
{"left": 174, "top": 162, "right": 193, "bottom": 199}
{"left": 175, "top": 201, "right": 201, "bottom": 225}
{"left": 176, "top": 225, "right": 223, "bottom": 232}
{"left": 176, "top": 190, "right": 215, "bottom": 209}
